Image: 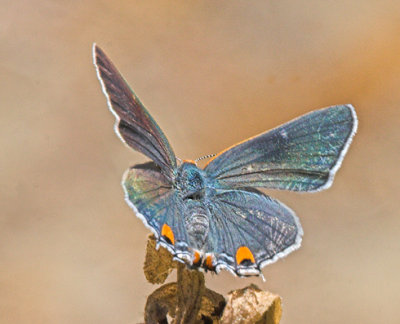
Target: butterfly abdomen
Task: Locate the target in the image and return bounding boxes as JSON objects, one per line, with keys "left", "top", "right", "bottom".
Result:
{"left": 184, "top": 200, "right": 210, "bottom": 249}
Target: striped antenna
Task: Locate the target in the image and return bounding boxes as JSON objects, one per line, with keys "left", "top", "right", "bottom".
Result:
{"left": 195, "top": 154, "right": 216, "bottom": 163}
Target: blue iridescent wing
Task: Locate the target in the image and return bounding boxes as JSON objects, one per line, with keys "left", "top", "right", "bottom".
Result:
{"left": 204, "top": 105, "right": 357, "bottom": 191}
{"left": 93, "top": 45, "right": 177, "bottom": 179}
{"left": 123, "top": 162, "right": 190, "bottom": 260}
{"left": 204, "top": 189, "right": 302, "bottom": 276}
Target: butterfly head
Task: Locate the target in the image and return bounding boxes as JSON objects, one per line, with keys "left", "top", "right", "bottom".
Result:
{"left": 175, "top": 161, "right": 207, "bottom": 200}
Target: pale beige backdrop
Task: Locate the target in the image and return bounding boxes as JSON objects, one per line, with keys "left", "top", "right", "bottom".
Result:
{"left": 1, "top": 1, "right": 400, "bottom": 323}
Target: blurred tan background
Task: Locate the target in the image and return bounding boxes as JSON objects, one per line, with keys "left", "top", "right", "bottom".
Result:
{"left": 1, "top": 1, "right": 400, "bottom": 323}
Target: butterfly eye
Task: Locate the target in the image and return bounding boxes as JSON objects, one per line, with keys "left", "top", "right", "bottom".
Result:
{"left": 236, "top": 246, "right": 255, "bottom": 266}
{"left": 161, "top": 224, "right": 175, "bottom": 245}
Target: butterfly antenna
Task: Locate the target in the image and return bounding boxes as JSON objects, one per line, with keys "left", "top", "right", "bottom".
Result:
{"left": 195, "top": 154, "right": 216, "bottom": 163}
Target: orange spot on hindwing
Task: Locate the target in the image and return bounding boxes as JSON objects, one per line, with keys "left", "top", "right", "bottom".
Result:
{"left": 204, "top": 255, "right": 215, "bottom": 271}
{"left": 193, "top": 251, "right": 202, "bottom": 267}
{"left": 236, "top": 246, "right": 255, "bottom": 266}
{"left": 161, "top": 224, "right": 175, "bottom": 245}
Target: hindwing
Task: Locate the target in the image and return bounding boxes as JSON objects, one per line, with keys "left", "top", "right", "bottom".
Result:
{"left": 203, "top": 188, "right": 303, "bottom": 276}
{"left": 123, "top": 162, "right": 190, "bottom": 260}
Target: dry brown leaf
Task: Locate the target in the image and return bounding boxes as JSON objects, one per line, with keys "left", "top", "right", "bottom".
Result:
{"left": 221, "top": 284, "right": 282, "bottom": 324}
{"left": 144, "top": 282, "right": 177, "bottom": 323}
{"left": 198, "top": 288, "right": 226, "bottom": 323}
{"left": 143, "top": 235, "right": 177, "bottom": 284}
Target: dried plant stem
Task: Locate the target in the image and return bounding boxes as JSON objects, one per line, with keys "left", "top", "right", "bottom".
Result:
{"left": 174, "top": 263, "right": 205, "bottom": 324}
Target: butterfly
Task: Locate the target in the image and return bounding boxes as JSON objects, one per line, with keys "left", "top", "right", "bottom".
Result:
{"left": 93, "top": 44, "right": 358, "bottom": 277}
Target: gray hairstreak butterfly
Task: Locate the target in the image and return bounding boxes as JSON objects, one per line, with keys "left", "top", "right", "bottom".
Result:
{"left": 93, "top": 44, "right": 357, "bottom": 277}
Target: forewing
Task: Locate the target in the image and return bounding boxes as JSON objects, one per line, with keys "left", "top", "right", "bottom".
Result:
{"left": 123, "top": 162, "right": 190, "bottom": 259}
{"left": 93, "top": 44, "right": 177, "bottom": 178}
{"left": 205, "top": 105, "right": 357, "bottom": 191}
{"left": 205, "top": 189, "right": 302, "bottom": 276}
